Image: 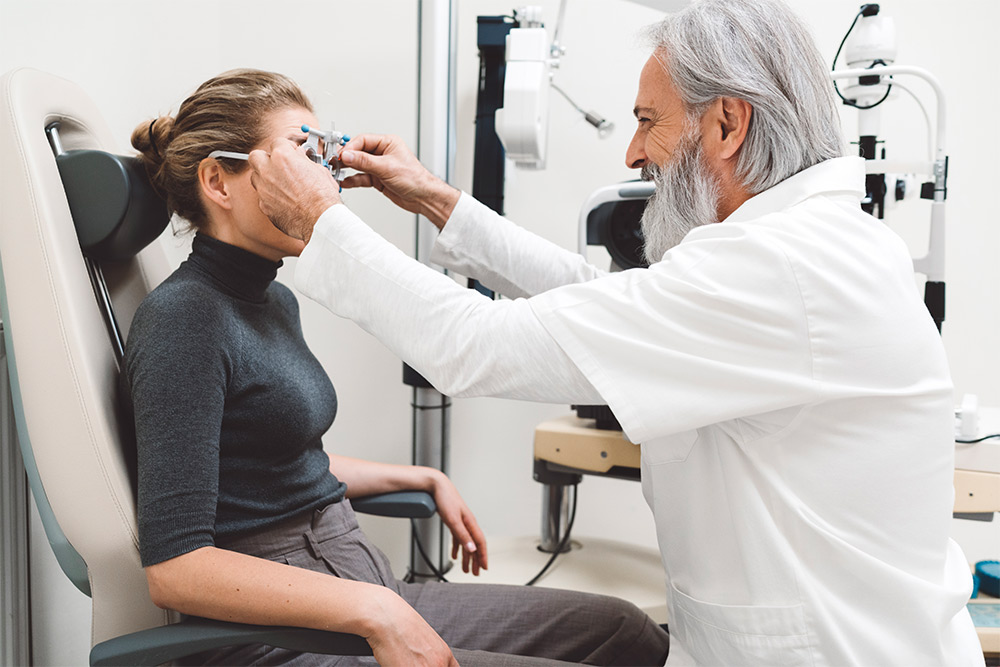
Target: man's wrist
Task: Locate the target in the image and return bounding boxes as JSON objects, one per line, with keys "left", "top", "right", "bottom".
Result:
{"left": 307, "top": 194, "right": 342, "bottom": 242}
{"left": 420, "top": 182, "right": 461, "bottom": 231}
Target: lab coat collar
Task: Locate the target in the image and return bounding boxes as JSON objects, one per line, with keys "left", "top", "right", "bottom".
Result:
{"left": 723, "top": 156, "right": 866, "bottom": 224}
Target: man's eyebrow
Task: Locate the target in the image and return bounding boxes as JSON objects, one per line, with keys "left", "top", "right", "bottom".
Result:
{"left": 633, "top": 106, "right": 656, "bottom": 118}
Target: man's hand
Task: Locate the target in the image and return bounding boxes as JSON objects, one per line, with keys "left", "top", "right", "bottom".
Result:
{"left": 339, "top": 134, "right": 460, "bottom": 230}
{"left": 248, "top": 139, "right": 341, "bottom": 244}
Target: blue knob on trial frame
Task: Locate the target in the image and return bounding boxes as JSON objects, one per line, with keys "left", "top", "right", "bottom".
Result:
{"left": 300, "top": 125, "right": 349, "bottom": 187}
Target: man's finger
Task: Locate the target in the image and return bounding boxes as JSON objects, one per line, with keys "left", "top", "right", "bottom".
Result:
{"left": 342, "top": 133, "right": 394, "bottom": 156}
{"left": 339, "top": 149, "right": 382, "bottom": 177}
{"left": 339, "top": 173, "right": 375, "bottom": 190}
{"left": 247, "top": 148, "right": 268, "bottom": 172}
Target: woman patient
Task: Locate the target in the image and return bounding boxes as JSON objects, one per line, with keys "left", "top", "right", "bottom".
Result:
{"left": 123, "top": 68, "right": 669, "bottom": 666}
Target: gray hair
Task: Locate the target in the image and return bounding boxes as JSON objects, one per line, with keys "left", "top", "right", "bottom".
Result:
{"left": 645, "top": 0, "right": 845, "bottom": 194}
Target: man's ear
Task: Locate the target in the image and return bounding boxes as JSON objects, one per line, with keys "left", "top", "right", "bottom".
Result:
{"left": 702, "top": 97, "right": 752, "bottom": 161}
{"left": 198, "top": 159, "right": 234, "bottom": 210}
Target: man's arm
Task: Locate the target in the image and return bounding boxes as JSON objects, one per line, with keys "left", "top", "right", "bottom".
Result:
{"left": 430, "top": 192, "right": 608, "bottom": 299}
{"left": 295, "top": 203, "right": 604, "bottom": 405}
{"left": 249, "top": 137, "right": 602, "bottom": 403}
{"left": 250, "top": 135, "right": 607, "bottom": 298}
{"left": 339, "top": 135, "right": 608, "bottom": 297}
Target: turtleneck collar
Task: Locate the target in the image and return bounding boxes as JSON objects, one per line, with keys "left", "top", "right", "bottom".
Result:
{"left": 185, "top": 233, "right": 283, "bottom": 303}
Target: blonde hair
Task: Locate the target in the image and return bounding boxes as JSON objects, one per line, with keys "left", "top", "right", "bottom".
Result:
{"left": 131, "top": 68, "right": 312, "bottom": 228}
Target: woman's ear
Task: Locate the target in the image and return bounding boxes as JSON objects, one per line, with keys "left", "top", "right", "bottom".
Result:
{"left": 701, "top": 97, "right": 752, "bottom": 162}
{"left": 198, "top": 158, "right": 234, "bottom": 210}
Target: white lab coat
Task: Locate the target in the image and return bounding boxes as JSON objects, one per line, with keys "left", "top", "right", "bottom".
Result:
{"left": 296, "top": 156, "right": 983, "bottom": 666}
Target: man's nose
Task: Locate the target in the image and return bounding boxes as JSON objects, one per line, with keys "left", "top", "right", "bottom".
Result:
{"left": 625, "top": 132, "right": 646, "bottom": 170}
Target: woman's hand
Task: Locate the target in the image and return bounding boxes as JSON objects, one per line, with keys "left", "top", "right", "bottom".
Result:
{"left": 426, "top": 469, "right": 489, "bottom": 576}
{"left": 339, "top": 134, "right": 460, "bottom": 230}
{"left": 328, "top": 455, "right": 488, "bottom": 575}
{"left": 366, "top": 587, "right": 458, "bottom": 667}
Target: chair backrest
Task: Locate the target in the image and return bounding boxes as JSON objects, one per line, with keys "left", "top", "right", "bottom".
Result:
{"left": 0, "top": 67, "right": 174, "bottom": 645}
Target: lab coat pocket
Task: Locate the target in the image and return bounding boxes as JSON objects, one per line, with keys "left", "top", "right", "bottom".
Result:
{"left": 670, "top": 582, "right": 813, "bottom": 666}
{"left": 642, "top": 430, "right": 699, "bottom": 465}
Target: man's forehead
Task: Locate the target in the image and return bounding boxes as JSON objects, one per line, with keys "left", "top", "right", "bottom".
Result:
{"left": 634, "top": 54, "right": 679, "bottom": 114}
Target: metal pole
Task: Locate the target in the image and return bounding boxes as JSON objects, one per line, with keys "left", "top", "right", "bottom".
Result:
{"left": 410, "top": 0, "right": 458, "bottom": 580}
{"left": 539, "top": 483, "right": 573, "bottom": 553}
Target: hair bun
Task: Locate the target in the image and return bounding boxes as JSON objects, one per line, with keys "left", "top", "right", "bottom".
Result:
{"left": 131, "top": 116, "right": 175, "bottom": 161}
{"left": 130, "top": 115, "right": 175, "bottom": 190}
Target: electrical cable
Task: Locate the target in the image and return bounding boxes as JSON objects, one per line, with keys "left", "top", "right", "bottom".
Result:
{"left": 407, "top": 483, "right": 579, "bottom": 586}
{"left": 408, "top": 519, "right": 451, "bottom": 583}
{"left": 956, "top": 433, "right": 1000, "bottom": 444}
{"left": 526, "top": 484, "right": 578, "bottom": 587}
{"left": 551, "top": 83, "right": 615, "bottom": 137}
{"left": 551, "top": 82, "right": 585, "bottom": 115}
{"left": 832, "top": 6, "right": 893, "bottom": 110}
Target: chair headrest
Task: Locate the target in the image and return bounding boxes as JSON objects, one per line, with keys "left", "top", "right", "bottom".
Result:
{"left": 55, "top": 149, "right": 169, "bottom": 262}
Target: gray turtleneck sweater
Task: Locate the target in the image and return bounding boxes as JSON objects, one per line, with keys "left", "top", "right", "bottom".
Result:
{"left": 122, "top": 233, "right": 346, "bottom": 567}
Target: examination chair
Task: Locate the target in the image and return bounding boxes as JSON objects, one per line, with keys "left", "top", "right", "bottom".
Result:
{"left": 0, "top": 67, "right": 435, "bottom": 666}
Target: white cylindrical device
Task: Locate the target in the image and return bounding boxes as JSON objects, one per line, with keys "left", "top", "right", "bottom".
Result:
{"left": 845, "top": 13, "right": 897, "bottom": 67}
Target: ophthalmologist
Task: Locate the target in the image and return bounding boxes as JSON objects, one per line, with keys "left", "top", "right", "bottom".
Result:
{"left": 249, "top": 0, "right": 983, "bottom": 664}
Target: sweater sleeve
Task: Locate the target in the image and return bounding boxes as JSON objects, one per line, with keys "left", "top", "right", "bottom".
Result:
{"left": 124, "top": 286, "right": 232, "bottom": 566}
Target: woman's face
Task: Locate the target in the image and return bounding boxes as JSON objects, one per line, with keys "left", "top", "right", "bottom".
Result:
{"left": 204, "top": 106, "right": 321, "bottom": 261}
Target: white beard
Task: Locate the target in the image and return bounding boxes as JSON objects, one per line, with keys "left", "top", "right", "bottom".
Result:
{"left": 639, "top": 128, "right": 722, "bottom": 265}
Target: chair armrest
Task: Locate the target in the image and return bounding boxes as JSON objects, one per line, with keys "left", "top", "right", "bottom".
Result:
{"left": 89, "top": 616, "right": 371, "bottom": 666}
{"left": 91, "top": 493, "right": 435, "bottom": 665}
{"left": 351, "top": 490, "right": 436, "bottom": 518}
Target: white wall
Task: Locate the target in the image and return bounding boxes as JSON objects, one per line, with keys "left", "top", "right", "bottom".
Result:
{"left": 2, "top": 1, "right": 997, "bottom": 664}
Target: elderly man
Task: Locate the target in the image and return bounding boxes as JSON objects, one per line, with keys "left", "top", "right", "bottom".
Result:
{"left": 249, "top": 0, "right": 983, "bottom": 664}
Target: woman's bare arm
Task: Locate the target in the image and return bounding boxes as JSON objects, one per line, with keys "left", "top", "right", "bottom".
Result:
{"left": 145, "top": 546, "right": 457, "bottom": 666}
{"left": 330, "top": 456, "right": 488, "bottom": 575}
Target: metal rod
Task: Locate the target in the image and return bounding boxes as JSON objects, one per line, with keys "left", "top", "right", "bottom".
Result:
{"left": 539, "top": 482, "right": 573, "bottom": 553}
{"left": 410, "top": 387, "right": 451, "bottom": 578}
{"left": 412, "top": 0, "right": 457, "bottom": 578}
{"left": 84, "top": 258, "right": 124, "bottom": 366}
{"left": 45, "top": 122, "right": 65, "bottom": 156}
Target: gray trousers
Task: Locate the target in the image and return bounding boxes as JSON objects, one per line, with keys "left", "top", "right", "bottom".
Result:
{"left": 186, "top": 500, "right": 669, "bottom": 666}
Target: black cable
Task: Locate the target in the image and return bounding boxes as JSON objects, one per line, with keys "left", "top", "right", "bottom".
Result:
{"left": 832, "top": 6, "right": 893, "bottom": 110}
{"left": 526, "top": 484, "right": 578, "bottom": 587}
{"left": 407, "top": 483, "right": 579, "bottom": 586}
{"left": 408, "top": 519, "right": 450, "bottom": 583}
{"left": 956, "top": 434, "right": 1000, "bottom": 444}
